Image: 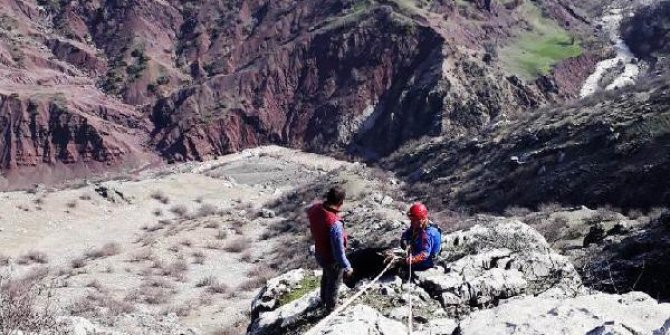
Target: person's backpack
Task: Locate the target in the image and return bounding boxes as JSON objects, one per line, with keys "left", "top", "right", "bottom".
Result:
{"left": 428, "top": 223, "right": 442, "bottom": 260}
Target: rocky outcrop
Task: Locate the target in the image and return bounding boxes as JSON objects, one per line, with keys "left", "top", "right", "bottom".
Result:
{"left": 248, "top": 219, "right": 589, "bottom": 334}
{"left": 455, "top": 292, "right": 670, "bottom": 335}
{"left": 247, "top": 217, "right": 670, "bottom": 334}
{"left": 418, "top": 218, "right": 583, "bottom": 312}
{"left": 309, "top": 304, "right": 406, "bottom": 335}
{"left": 578, "top": 210, "right": 670, "bottom": 302}
{"left": 0, "top": 92, "right": 155, "bottom": 189}
{"left": 621, "top": 2, "right": 670, "bottom": 59}
{"left": 385, "top": 75, "right": 670, "bottom": 211}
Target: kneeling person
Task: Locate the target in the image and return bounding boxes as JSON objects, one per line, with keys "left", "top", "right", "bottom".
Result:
{"left": 400, "top": 202, "right": 441, "bottom": 271}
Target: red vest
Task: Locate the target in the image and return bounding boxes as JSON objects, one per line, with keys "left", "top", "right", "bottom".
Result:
{"left": 308, "top": 203, "right": 348, "bottom": 264}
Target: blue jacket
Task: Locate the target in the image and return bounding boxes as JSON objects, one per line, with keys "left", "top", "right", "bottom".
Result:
{"left": 315, "top": 220, "right": 352, "bottom": 271}
{"left": 401, "top": 224, "right": 441, "bottom": 270}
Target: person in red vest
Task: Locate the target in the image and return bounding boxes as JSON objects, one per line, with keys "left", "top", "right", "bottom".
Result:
{"left": 307, "top": 186, "right": 353, "bottom": 313}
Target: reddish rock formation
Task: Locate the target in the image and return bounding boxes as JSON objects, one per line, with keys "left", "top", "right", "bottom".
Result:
{"left": 0, "top": 0, "right": 606, "bottom": 187}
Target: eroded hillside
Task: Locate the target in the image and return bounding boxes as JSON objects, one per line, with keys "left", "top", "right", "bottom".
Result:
{"left": 0, "top": 0, "right": 608, "bottom": 189}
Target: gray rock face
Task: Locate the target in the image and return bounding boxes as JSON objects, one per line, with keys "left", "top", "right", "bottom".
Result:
{"left": 247, "top": 218, "right": 669, "bottom": 335}
{"left": 310, "top": 304, "right": 406, "bottom": 335}
{"left": 417, "top": 219, "right": 583, "bottom": 311}
{"left": 249, "top": 289, "right": 322, "bottom": 335}
{"left": 456, "top": 292, "right": 670, "bottom": 335}
{"left": 251, "top": 269, "right": 313, "bottom": 318}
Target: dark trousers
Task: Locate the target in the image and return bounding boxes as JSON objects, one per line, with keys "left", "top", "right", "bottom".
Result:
{"left": 320, "top": 262, "right": 343, "bottom": 310}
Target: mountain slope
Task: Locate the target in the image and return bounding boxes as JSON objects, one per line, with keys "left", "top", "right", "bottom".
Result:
{"left": 0, "top": 0, "right": 606, "bottom": 188}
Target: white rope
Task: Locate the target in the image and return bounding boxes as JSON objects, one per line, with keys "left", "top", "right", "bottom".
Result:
{"left": 304, "top": 257, "right": 399, "bottom": 335}
{"left": 407, "top": 246, "right": 413, "bottom": 335}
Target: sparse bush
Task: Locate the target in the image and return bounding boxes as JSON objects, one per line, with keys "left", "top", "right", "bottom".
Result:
{"left": 79, "top": 193, "right": 92, "bottom": 201}
{"left": 150, "top": 190, "right": 170, "bottom": 204}
{"left": 170, "top": 204, "right": 189, "bottom": 217}
{"left": 66, "top": 200, "right": 78, "bottom": 209}
{"left": 161, "top": 260, "right": 189, "bottom": 280}
{"left": 503, "top": 206, "right": 532, "bottom": 217}
{"left": 238, "top": 277, "right": 267, "bottom": 291}
{"left": 71, "top": 257, "right": 87, "bottom": 269}
{"left": 240, "top": 251, "right": 253, "bottom": 263}
{"left": 180, "top": 239, "right": 194, "bottom": 247}
{"left": 195, "top": 204, "right": 219, "bottom": 218}
{"left": 206, "top": 241, "right": 225, "bottom": 250}
{"left": 192, "top": 251, "right": 206, "bottom": 265}
{"left": 86, "top": 279, "right": 103, "bottom": 290}
{"left": 216, "top": 230, "right": 228, "bottom": 240}
{"left": 204, "top": 221, "right": 220, "bottom": 229}
{"left": 224, "top": 238, "right": 250, "bottom": 253}
{"left": 195, "top": 275, "right": 217, "bottom": 288}
{"left": 129, "top": 249, "right": 155, "bottom": 262}
{"left": 153, "top": 208, "right": 163, "bottom": 217}
{"left": 538, "top": 202, "right": 562, "bottom": 213}
{"left": 17, "top": 251, "right": 48, "bottom": 265}
{"left": 0, "top": 274, "right": 57, "bottom": 333}
{"left": 0, "top": 254, "right": 9, "bottom": 267}
{"left": 85, "top": 242, "right": 121, "bottom": 259}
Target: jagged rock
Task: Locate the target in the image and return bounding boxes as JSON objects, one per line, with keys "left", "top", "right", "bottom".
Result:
{"left": 653, "top": 318, "right": 670, "bottom": 335}
{"left": 94, "top": 185, "right": 133, "bottom": 204}
{"left": 417, "top": 219, "right": 582, "bottom": 312}
{"left": 310, "top": 304, "right": 406, "bottom": 335}
{"left": 456, "top": 292, "right": 670, "bottom": 335}
{"left": 248, "top": 289, "right": 321, "bottom": 335}
{"left": 251, "top": 269, "right": 313, "bottom": 317}
{"left": 259, "top": 208, "right": 276, "bottom": 219}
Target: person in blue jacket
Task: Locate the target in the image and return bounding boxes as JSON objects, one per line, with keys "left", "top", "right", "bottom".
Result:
{"left": 400, "top": 202, "right": 442, "bottom": 271}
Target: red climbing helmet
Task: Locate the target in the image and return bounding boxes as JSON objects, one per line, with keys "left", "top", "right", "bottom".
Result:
{"left": 408, "top": 202, "right": 428, "bottom": 220}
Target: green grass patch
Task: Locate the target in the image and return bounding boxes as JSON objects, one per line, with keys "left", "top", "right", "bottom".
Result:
{"left": 499, "top": 3, "right": 582, "bottom": 80}
{"left": 276, "top": 275, "right": 320, "bottom": 307}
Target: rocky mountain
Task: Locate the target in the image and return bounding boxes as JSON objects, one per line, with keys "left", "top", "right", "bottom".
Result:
{"left": 1, "top": 0, "right": 607, "bottom": 189}
{"left": 384, "top": 74, "right": 670, "bottom": 212}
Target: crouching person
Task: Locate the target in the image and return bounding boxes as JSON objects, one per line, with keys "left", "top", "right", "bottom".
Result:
{"left": 400, "top": 202, "right": 442, "bottom": 272}
{"left": 307, "top": 186, "right": 354, "bottom": 314}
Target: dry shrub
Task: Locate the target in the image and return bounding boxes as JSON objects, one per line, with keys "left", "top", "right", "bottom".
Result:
{"left": 79, "top": 193, "right": 92, "bottom": 201}
{"left": 70, "top": 292, "right": 136, "bottom": 317}
{"left": 240, "top": 251, "right": 253, "bottom": 263}
{"left": 17, "top": 250, "right": 48, "bottom": 265}
{"left": 153, "top": 208, "right": 163, "bottom": 217}
{"left": 196, "top": 204, "right": 220, "bottom": 218}
{"left": 161, "top": 304, "right": 192, "bottom": 317}
{"left": 216, "top": 230, "right": 228, "bottom": 240}
{"left": 204, "top": 221, "right": 220, "bottom": 229}
{"left": 207, "top": 281, "right": 229, "bottom": 294}
{"left": 86, "top": 280, "right": 103, "bottom": 290}
{"left": 195, "top": 276, "right": 217, "bottom": 288}
{"left": 535, "top": 216, "right": 570, "bottom": 243}
{"left": 205, "top": 241, "right": 224, "bottom": 250}
{"left": 129, "top": 249, "right": 155, "bottom": 262}
{"left": 538, "top": 202, "right": 563, "bottom": 213}
{"left": 161, "top": 260, "right": 189, "bottom": 280}
{"left": 66, "top": 200, "right": 78, "bottom": 209}
{"left": 503, "top": 206, "right": 532, "bottom": 217}
{"left": 86, "top": 242, "right": 121, "bottom": 259}
{"left": 192, "top": 251, "right": 206, "bottom": 265}
{"left": 150, "top": 190, "right": 170, "bottom": 204}
{"left": 0, "top": 274, "right": 57, "bottom": 333}
{"left": 180, "top": 239, "right": 194, "bottom": 247}
{"left": 170, "top": 205, "right": 189, "bottom": 217}
{"left": 70, "top": 257, "right": 87, "bottom": 269}
{"left": 0, "top": 254, "right": 9, "bottom": 267}
{"left": 224, "top": 237, "right": 250, "bottom": 253}
{"left": 240, "top": 265, "right": 277, "bottom": 291}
